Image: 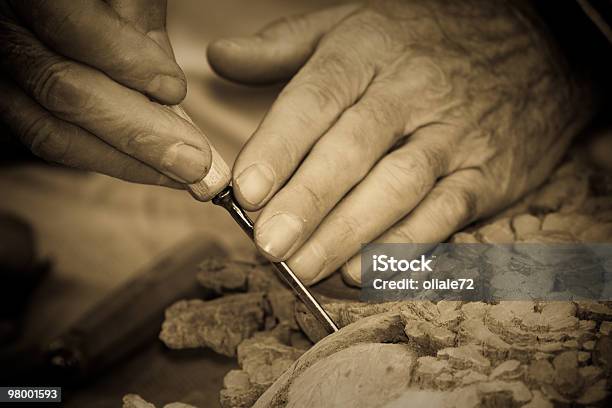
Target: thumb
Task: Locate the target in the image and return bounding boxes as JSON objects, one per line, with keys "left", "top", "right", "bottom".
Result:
{"left": 207, "top": 3, "right": 360, "bottom": 84}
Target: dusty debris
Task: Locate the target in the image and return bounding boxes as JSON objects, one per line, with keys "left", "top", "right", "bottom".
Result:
{"left": 254, "top": 300, "right": 610, "bottom": 407}
{"left": 477, "top": 217, "right": 515, "bottom": 243}
{"left": 511, "top": 214, "right": 541, "bottom": 238}
{"left": 125, "top": 152, "right": 612, "bottom": 408}
{"left": 123, "top": 394, "right": 156, "bottom": 408}
{"left": 159, "top": 294, "right": 265, "bottom": 356}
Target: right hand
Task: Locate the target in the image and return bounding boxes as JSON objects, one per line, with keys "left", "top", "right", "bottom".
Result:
{"left": 0, "top": 0, "right": 211, "bottom": 187}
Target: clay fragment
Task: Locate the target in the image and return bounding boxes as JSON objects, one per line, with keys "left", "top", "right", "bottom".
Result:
{"left": 552, "top": 351, "right": 583, "bottom": 397}
{"left": 437, "top": 344, "right": 491, "bottom": 372}
{"left": 220, "top": 325, "right": 305, "bottom": 408}
{"left": 123, "top": 395, "right": 156, "bottom": 408}
{"left": 512, "top": 214, "right": 541, "bottom": 238}
{"left": 160, "top": 293, "right": 265, "bottom": 356}
{"left": 196, "top": 259, "right": 250, "bottom": 294}
{"left": 477, "top": 218, "right": 515, "bottom": 243}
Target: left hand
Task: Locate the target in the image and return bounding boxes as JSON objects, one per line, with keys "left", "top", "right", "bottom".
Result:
{"left": 208, "top": 0, "right": 595, "bottom": 285}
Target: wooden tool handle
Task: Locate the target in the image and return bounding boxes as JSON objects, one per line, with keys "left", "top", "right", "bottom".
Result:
{"left": 169, "top": 106, "right": 231, "bottom": 201}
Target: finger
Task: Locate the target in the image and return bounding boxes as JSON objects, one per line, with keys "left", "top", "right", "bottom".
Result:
{"left": 232, "top": 44, "right": 376, "bottom": 210}
{"left": 0, "top": 19, "right": 211, "bottom": 184}
{"left": 288, "top": 126, "right": 458, "bottom": 285}
{"left": 207, "top": 3, "right": 360, "bottom": 84}
{"left": 107, "top": 0, "right": 174, "bottom": 55}
{"left": 9, "top": 0, "right": 185, "bottom": 104}
{"left": 0, "top": 76, "right": 179, "bottom": 187}
{"left": 341, "top": 170, "right": 484, "bottom": 286}
{"left": 253, "top": 89, "right": 407, "bottom": 261}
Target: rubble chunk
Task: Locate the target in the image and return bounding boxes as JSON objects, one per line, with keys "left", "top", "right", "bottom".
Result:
{"left": 490, "top": 360, "right": 522, "bottom": 380}
{"left": 123, "top": 395, "right": 156, "bottom": 408}
{"left": 477, "top": 380, "right": 532, "bottom": 404}
{"left": 579, "top": 365, "right": 604, "bottom": 384}
{"left": 159, "top": 294, "right": 265, "bottom": 356}
{"left": 438, "top": 344, "right": 491, "bottom": 372}
{"left": 196, "top": 259, "right": 250, "bottom": 294}
{"left": 460, "top": 370, "right": 488, "bottom": 385}
{"left": 220, "top": 370, "right": 262, "bottom": 408}
{"left": 450, "top": 232, "right": 481, "bottom": 244}
{"left": 414, "top": 356, "right": 450, "bottom": 387}
{"left": 512, "top": 214, "right": 541, "bottom": 238}
{"left": 477, "top": 218, "right": 515, "bottom": 243}
{"left": 552, "top": 351, "right": 583, "bottom": 397}
{"left": 576, "top": 379, "right": 608, "bottom": 404}
{"left": 541, "top": 213, "right": 593, "bottom": 236}
{"left": 404, "top": 320, "right": 455, "bottom": 352}
{"left": 576, "top": 301, "right": 612, "bottom": 321}
{"left": 237, "top": 335, "right": 304, "bottom": 387}
{"left": 579, "top": 223, "right": 612, "bottom": 242}
{"left": 521, "top": 390, "right": 553, "bottom": 408}
{"left": 527, "top": 359, "right": 555, "bottom": 384}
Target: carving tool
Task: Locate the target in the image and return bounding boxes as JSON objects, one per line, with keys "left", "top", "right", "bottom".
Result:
{"left": 175, "top": 107, "right": 339, "bottom": 335}
{"left": 110, "top": 0, "right": 337, "bottom": 336}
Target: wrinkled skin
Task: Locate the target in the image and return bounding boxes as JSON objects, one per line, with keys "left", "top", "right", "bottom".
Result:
{"left": 208, "top": 0, "right": 595, "bottom": 285}
{"left": 0, "top": 0, "right": 211, "bottom": 186}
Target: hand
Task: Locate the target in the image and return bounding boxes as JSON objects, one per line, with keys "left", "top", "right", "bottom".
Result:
{"left": 0, "top": 0, "right": 211, "bottom": 186}
{"left": 208, "top": 0, "right": 595, "bottom": 285}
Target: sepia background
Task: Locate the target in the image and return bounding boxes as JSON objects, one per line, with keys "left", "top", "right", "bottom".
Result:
{"left": 1, "top": 0, "right": 611, "bottom": 407}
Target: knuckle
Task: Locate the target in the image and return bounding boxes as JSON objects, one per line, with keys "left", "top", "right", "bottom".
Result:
{"left": 378, "top": 152, "right": 435, "bottom": 202}
{"left": 390, "top": 225, "right": 418, "bottom": 244}
{"left": 33, "top": 60, "right": 84, "bottom": 113}
{"left": 119, "top": 130, "right": 158, "bottom": 156}
{"left": 378, "top": 160, "right": 414, "bottom": 203}
{"left": 287, "top": 182, "right": 328, "bottom": 216}
{"left": 351, "top": 97, "right": 402, "bottom": 133}
{"left": 311, "top": 136, "right": 368, "bottom": 182}
{"left": 282, "top": 80, "right": 344, "bottom": 113}
{"left": 308, "top": 49, "right": 351, "bottom": 79}
{"left": 22, "top": 116, "right": 69, "bottom": 163}
{"left": 334, "top": 214, "right": 362, "bottom": 242}
{"left": 443, "top": 185, "right": 479, "bottom": 227}
{"left": 253, "top": 128, "right": 301, "bottom": 170}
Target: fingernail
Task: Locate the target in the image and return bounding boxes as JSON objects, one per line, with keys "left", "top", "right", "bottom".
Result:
{"left": 162, "top": 143, "right": 209, "bottom": 183}
{"left": 235, "top": 163, "right": 275, "bottom": 207}
{"left": 289, "top": 242, "right": 329, "bottom": 284}
{"left": 342, "top": 259, "right": 362, "bottom": 287}
{"left": 146, "top": 74, "right": 186, "bottom": 102}
{"left": 256, "top": 212, "right": 303, "bottom": 260}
